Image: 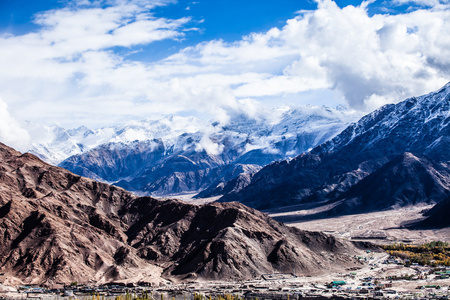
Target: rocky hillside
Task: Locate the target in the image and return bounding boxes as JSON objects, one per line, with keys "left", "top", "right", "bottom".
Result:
{"left": 219, "top": 83, "right": 450, "bottom": 214}
{"left": 0, "top": 142, "right": 367, "bottom": 285}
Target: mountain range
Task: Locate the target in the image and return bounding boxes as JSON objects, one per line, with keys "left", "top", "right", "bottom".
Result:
{"left": 27, "top": 106, "right": 360, "bottom": 197}
{"left": 0, "top": 142, "right": 369, "bottom": 285}
{"left": 218, "top": 82, "right": 450, "bottom": 220}
{"left": 26, "top": 83, "right": 450, "bottom": 224}
{"left": 2, "top": 82, "right": 450, "bottom": 286}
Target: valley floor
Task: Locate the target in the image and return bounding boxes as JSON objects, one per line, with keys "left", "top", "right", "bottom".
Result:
{"left": 1, "top": 253, "right": 450, "bottom": 300}
{"left": 270, "top": 205, "right": 450, "bottom": 245}
{"left": 181, "top": 195, "right": 450, "bottom": 244}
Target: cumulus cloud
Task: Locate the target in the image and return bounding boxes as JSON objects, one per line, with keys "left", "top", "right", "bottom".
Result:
{"left": 0, "top": 0, "right": 449, "bottom": 131}
{"left": 392, "top": 0, "right": 449, "bottom": 6}
{"left": 0, "top": 0, "right": 191, "bottom": 126}
{"left": 0, "top": 98, "right": 31, "bottom": 151}
{"left": 164, "top": 0, "right": 449, "bottom": 111}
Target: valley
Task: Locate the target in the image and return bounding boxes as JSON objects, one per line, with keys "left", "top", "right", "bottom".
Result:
{"left": 177, "top": 195, "right": 450, "bottom": 246}
{"left": 271, "top": 205, "right": 450, "bottom": 245}
{"left": 1, "top": 249, "right": 450, "bottom": 300}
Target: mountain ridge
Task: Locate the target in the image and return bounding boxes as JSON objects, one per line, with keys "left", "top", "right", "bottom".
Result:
{"left": 219, "top": 82, "right": 450, "bottom": 214}
{"left": 49, "top": 105, "right": 360, "bottom": 196}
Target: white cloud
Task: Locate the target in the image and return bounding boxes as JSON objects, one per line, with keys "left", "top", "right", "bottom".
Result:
{"left": 196, "top": 133, "right": 224, "bottom": 156}
{"left": 391, "top": 0, "right": 450, "bottom": 6}
{"left": 0, "top": 98, "right": 31, "bottom": 151}
{"left": 159, "top": 0, "right": 449, "bottom": 111}
{"left": 33, "top": 5, "right": 189, "bottom": 53}
{"left": 0, "top": 0, "right": 191, "bottom": 126}
{"left": 0, "top": 0, "right": 449, "bottom": 135}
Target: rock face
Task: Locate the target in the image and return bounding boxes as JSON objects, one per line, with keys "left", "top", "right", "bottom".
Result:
{"left": 111, "top": 153, "right": 261, "bottom": 196}
{"left": 219, "top": 82, "right": 450, "bottom": 213}
{"left": 194, "top": 164, "right": 261, "bottom": 199}
{"left": 0, "top": 142, "right": 366, "bottom": 285}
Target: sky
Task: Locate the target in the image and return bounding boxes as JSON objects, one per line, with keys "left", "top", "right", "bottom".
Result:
{"left": 0, "top": 0, "right": 449, "bottom": 150}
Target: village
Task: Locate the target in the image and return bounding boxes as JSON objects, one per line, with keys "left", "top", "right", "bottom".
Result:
{"left": 1, "top": 251, "right": 450, "bottom": 300}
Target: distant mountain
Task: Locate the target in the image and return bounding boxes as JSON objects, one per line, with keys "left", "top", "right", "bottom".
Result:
{"left": 45, "top": 106, "right": 360, "bottom": 196}
{"left": 0, "top": 142, "right": 368, "bottom": 285}
{"left": 194, "top": 164, "right": 260, "bottom": 199}
{"left": 26, "top": 124, "right": 94, "bottom": 165}
{"left": 219, "top": 82, "right": 450, "bottom": 213}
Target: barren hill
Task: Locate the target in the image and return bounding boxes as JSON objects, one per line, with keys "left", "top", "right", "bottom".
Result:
{"left": 0, "top": 142, "right": 368, "bottom": 285}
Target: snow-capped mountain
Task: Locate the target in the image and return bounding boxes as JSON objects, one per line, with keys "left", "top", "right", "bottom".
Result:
{"left": 26, "top": 124, "right": 93, "bottom": 165}
{"left": 27, "top": 105, "right": 361, "bottom": 196}
{"left": 313, "top": 82, "right": 450, "bottom": 161}
{"left": 219, "top": 82, "right": 450, "bottom": 214}
{"left": 26, "top": 116, "right": 208, "bottom": 165}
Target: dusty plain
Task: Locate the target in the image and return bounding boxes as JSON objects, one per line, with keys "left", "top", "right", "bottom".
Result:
{"left": 269, "top": 204, "right": 450, "bottom": 244}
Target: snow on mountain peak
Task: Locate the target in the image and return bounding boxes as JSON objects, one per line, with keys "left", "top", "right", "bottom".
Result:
{"left": 27, "top": 105, "right": 362, "bottom": 165}
{"left": 314, "top": 81, "right": 450, "bottom": 155}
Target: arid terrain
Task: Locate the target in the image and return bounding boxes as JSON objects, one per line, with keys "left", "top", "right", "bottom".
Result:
{"left": 270, "top": 205, "right": 450, "bottom": 245}
{"left": 0, "top": 142, "right": 375, "bottom": 287}
{"left": 181, "top": 195, "right": 450, "bottom": 245}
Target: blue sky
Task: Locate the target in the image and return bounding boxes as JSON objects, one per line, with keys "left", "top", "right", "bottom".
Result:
{"left": 0, "top": 0, "right": 328, "bottom": 61}
{"left": 0, "top": 0, "right": 433, "bottom": 60}
{"left": 0, "top": 0, "right": 449, "bottom": 150}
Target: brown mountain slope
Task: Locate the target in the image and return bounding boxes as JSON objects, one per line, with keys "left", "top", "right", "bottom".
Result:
{"left": 0, "top": 142, "right": 368, "bottom": 285}
{"left": 120, "top": 198, "right": 366, "bottom": 281}
{"left": 0, "top": 143, "right": 161, "bottom": 285}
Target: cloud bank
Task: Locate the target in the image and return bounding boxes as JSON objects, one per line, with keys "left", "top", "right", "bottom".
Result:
{"left": 0, "top": 0, "right": 448, "bottom": 134}
{"left": 166, "top": 0, "right": 449, "bottom": 111}
{"left": 0, "top": 98, "right": 30, "bottom": 151}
